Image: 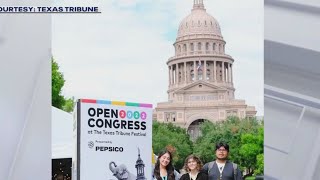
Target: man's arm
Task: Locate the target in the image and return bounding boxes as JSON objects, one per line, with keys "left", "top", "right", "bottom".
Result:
{"left": 236, "top": 168, "right": 243, "bottom": 180}
{"left": 201, "top": 163, "right": 209, "bottom": 175}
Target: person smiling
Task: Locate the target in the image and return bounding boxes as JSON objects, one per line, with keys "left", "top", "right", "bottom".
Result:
{"left": 201, "top": 142, "right": 242, "bottom": 180}
{"left": 180, "top": 155, "right": 208, "bottom": 180}
{"left": 153, "top": 150, "right": 179, "bottom": 180}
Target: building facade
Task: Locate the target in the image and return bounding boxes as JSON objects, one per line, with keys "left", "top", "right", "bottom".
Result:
{"left": 154, "top": 0, "right": 256, "bottom": 141}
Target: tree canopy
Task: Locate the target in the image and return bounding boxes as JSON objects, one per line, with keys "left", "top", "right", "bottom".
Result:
{"left": 194, "top": 117, "right": 262, "bottom": 162}
{"left": 52, "top": 57, "right": 65, "bottom": 109}
{"left": 152, "top": 117, "right": 264, "bottom": 177}
{"left": 152, "top": 122, "right": 193, "bottom": 170}
{"left": 52, "top": 57, "right": 74, "bottom": 112}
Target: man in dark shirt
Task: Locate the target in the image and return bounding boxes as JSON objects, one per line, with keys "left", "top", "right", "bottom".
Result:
{"left": 202, "top": 142, "right": 242, "bottom": 180}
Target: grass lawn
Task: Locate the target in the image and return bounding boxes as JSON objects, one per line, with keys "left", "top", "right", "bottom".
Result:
{"left": 245, "top": 177, "right": 255, "bottom": 180}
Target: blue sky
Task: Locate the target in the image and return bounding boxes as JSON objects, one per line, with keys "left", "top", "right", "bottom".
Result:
{"left": 53, "top": 0, "right": 264, "bottom": 115}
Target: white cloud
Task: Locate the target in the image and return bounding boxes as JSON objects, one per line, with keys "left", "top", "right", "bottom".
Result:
{"left": 53, "top": 0, "right": 264, "bottom": 115}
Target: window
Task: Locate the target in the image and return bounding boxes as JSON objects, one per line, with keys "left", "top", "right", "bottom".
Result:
{"left": 190, "top": 43, "right": 194, "bottom": 51}
{"left": 207, "top": 69, "right": 210, "bottom": 80}
{"left": 178, "top": 45, "right": 181, "bottom": 53}
{"left": 198, "top": 42, "right": 201, "bottom": 51}
{"left": 206, "top": 42, "right": 209, "bottom": 51}
{"left": 213, "top": 43, "right": 216, "bottom": 51}
{"left": 183, "top": 44, "right": 187, "bottom": 52}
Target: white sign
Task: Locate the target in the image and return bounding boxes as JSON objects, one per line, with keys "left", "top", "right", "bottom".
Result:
{"left": 73, "top": 99, "right": 153, "bottom": 180}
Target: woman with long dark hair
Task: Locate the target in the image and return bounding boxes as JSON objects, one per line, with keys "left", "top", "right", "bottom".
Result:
{"left": 153, "top": 150, "right": 176, "bottom": 180}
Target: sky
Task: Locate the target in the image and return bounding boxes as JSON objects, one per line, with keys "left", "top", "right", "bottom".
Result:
{"left": 53, "top": 0, "right": 264, "bottom": 116}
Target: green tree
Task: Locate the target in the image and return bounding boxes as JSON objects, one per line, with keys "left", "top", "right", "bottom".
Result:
{"left": 52, "top": 57, "right": 65, "bottom": 109}
{"left": 239, "top": 127, "right": 264, "bottom": 177}
{"left": 152, "top": 122, "right": 193, "bottom": 170}
{"left": 62, "top": 97, "right": 75, "bottom": 113}
{"left": 52, "top": 57, "right": 74, "bottom": 112}
{"left": 255, "top": 154, "right": 264, "bottom": 175}
{"left": 193, "top": 117, "right": 263, "bottom": 176}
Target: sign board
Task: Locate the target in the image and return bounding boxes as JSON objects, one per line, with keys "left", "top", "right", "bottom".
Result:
{"left": 73, "top": 99, "right": 153, "bottom": 180}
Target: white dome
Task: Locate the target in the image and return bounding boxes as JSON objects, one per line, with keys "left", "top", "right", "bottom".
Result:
{"left": 177, "top": 3, "right": 222, "bottom": 39}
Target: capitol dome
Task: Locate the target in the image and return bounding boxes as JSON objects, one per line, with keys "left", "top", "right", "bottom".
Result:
{"left": 177, "top": 0, "right": 222, "bottom": 39}
{"left": 155, "top": 0, "right": 257, "bottom": 140}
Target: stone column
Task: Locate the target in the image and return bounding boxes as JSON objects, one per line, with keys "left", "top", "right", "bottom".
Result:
{"left": 171, "top": 65, "right": 174, "bottom": 85}
{"left": 176, "top": 64, "right": 179, "bottom": 84}
{"left": 169, "top": 66, "right": 171, "bottom": 85}
{"left": 222, "top": 61, "right": 225, "bottom": 82}
{"left": 231, "top": 64, "right": 233, "bottom": 84}
{"left": 225, "top": 63, "right": 228, "bottom": 83}
{"left": 194, "top": 61, "right": 197, "bottom": 81}
{"left": 210, "top": 61, "right": 213, "bottom": 81}
{"left": 170, "top": 65, "right": 173, "bottom": 85}
{"left": 174, "top": 65, "right": 176, "bottom": 85}
{"left": 214, "top": 60, "right": 216, "bottom": 82}
{"left": 228, "top": 63, "right": 231, "bottom": 83}
{"left": 184, "top": 62, "right": 187, "bottom": 84}
{"left": 172, "top": 65, "right": 175, "bottom": 85}
{"left": 204, "top": 60, "right": 207, "bottom": 80}
{"left": 226, "top": 63, "right": 229, "bottom": 83}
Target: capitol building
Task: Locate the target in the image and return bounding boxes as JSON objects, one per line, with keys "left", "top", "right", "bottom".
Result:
{"left": 154, "top": 0, "right": 256, "bottom": 140}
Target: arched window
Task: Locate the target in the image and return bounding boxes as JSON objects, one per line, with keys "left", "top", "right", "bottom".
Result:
{"left": 178, "top": 72, "right": 182, "bottom": 82}
{"left": 198, "top": 42, "right": 201, "bottom": 51}
{"left": 219, "top": 44, "right": 221, "bottom": 53}
{"left": 206, "top": 42, "right": 209, "bottom": 51}
{"left": 190, "top": 43, "right": 194, "bottom": 51}
{"left": 183, "top": 44, "right": 187, "bottom": 52}
{"left": 178, "top": 45, "right": 181, "bottom": 53}
{"left": 213, "top": 43, "right": 216, "bottom": 51}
